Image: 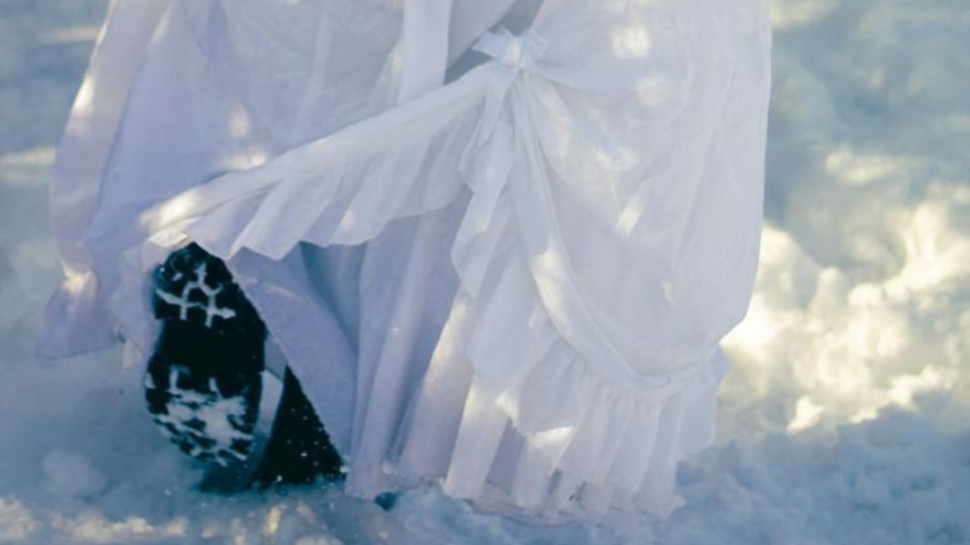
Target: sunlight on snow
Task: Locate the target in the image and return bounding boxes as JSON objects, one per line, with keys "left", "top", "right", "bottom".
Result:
{"left": 0, "top": 497, "right": 38, "bottom": 543}
{"left": 51, "top": 513, "right": 188, "bottom": 543}
{"left": 39, "top": 26, "right": 102, "bottom": 45}
{"left": 723, "top": 211, "right": 970, "bottom": 434}
{"left": 0, "top": 147, "right": 56, "bottom": 187}
{"left": 770, "top": 0, "right": 839, "bottom": 30}
{"left": 824, "top": 146, "right": 908, "bottom": 186}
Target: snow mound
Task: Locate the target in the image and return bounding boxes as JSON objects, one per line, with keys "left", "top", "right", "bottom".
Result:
{"left": 721, "top": 0, "right": 970, "bottom": 436}
{"left": 41, "top": 450, "right": 107, "bottom": 499}
{"left": 0, "top": 497, "right": 37, "bottom": 543}
{"left": 668, "top": 402, "right": 970, "bottom": 545}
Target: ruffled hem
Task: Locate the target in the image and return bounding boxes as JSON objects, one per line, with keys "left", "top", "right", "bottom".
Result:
{"left": 383, "top": 268, "right": 729, "bottom": 523}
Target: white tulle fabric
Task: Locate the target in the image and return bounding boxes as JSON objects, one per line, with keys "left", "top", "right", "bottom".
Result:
{"left": 44, "top": 0, "right": 772, "bottom": 525}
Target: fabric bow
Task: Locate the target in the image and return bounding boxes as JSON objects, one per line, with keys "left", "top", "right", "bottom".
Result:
{"left": 469, "top": 28, "right": 548, "bottom": 142}
{"left": 454, "top": 28, "right": 548, "bottom": 294}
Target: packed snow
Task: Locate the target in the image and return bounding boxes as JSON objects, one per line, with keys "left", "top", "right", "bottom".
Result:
{"left": 2, "top": 0, "right": 968, "bottom": 543}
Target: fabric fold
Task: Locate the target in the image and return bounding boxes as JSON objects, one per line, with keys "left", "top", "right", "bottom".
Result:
{"left": 124, "top": 11, "right": 763, "bottom": 521}
{"left": 43, "top": 0, "right": 772, "bottom": 527}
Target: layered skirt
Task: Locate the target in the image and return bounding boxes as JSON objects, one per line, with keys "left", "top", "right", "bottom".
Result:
{"left": 42, "top": 0, "right": 772, "bottom": 525}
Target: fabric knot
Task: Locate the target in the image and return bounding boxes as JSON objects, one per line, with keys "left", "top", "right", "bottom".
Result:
{"left": 454, "top": 28, "right": 549, "bottom": 295}
{"left": 463, "top": 27, "right": 548, "bottom": 151}
{"left": 473, "top": 27, "right": 548, "bottom": 73}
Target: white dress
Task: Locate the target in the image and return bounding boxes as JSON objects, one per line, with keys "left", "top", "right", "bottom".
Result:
{"left": 42, "top": 0, "right": 772, "bottom": 525}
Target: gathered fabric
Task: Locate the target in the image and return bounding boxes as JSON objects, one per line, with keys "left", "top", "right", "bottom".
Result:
{"left": 43, "top": 0, "right": 772, "bottom": 525}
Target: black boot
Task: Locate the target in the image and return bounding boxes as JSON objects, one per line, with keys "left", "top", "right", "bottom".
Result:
{"left": 144, "top": 243, "right": 342, "bottom": 490}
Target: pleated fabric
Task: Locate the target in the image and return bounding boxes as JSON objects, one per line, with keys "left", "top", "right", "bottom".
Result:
{"left": 43, "top": 0, "right": 772, "bottom": 525}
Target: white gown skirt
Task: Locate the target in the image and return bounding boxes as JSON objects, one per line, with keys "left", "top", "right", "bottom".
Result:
{"left": 42, "top": 0, "right": 772, "bottom": 526}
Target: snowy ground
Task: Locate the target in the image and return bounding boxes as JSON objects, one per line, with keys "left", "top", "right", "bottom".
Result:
{"left": 2, "top": 0, "right": 969, "bottom": 543}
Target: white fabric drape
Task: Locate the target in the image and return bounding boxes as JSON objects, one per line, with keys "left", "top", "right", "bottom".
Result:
{"left": 43, "top": 0, "right": 772, "bottom": 525}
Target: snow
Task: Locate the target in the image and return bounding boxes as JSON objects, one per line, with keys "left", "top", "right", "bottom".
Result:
{"left": 0, "top": 498, "right": 36, "bottom": 543}
{"left": 41, "top": 450, "right": 107, "bottom": 499}
{"left": 1, "top": 0, "right": 968, "bottom": 543}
